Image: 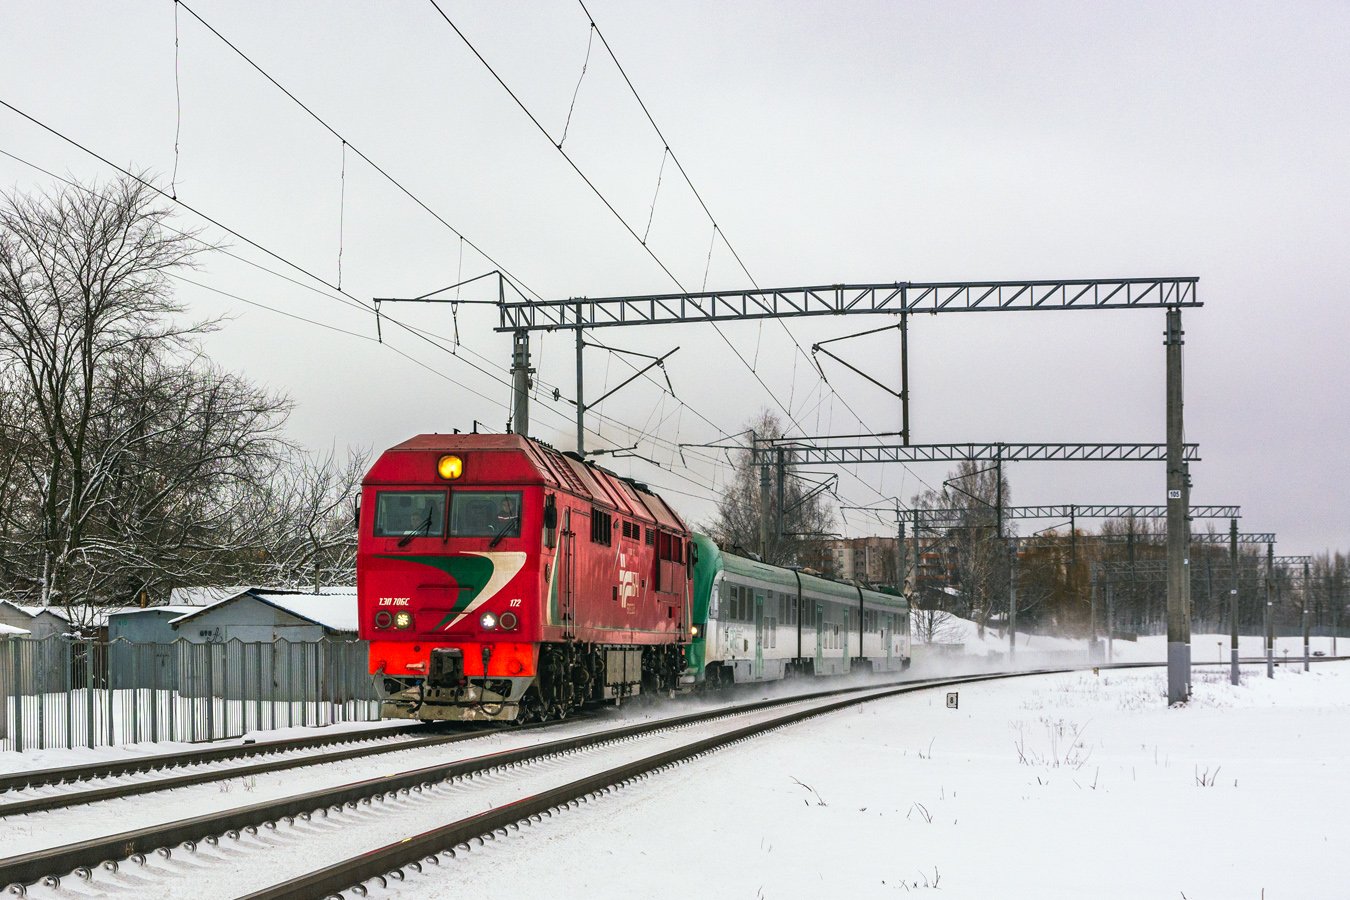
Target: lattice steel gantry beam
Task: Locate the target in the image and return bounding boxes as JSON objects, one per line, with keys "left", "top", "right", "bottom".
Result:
{"left": 764, "top": 442, "right": 1199, "bottom": 466}
{"left": 496, "top": 278, "right": 1201, "bottom": 331}
{"left": 914, "top": 504, "right": 1239, "bottom": 524}
{"left": 1013, "top": 531, "right": 1273, "bottom": 546}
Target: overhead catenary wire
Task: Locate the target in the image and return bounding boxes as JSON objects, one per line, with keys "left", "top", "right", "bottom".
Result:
{"left": 166, "top": 1, "right": 743, "bottom": 485}
{"left": 558, "top": 4, "right": 934, "bottom": 508}
{"left": 1, "top": 36, "right": 890, "bottom": 527}
{"left": 171, "top": 0, "right": 183, "bottom": 199}
{"left": 173, "top": 0, "right": 544, "bottom": 305}
{"left": 172, "top": 0, "right": 864, "bottom": 514}
{"left": 0, "top": 137, "right": 757, "bottom": 510}
{"left": 424, "top": 1, "right": 824, "bottom": 455}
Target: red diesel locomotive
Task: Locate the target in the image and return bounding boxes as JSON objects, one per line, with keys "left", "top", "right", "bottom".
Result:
{"left": 357, "top": 434, "right": 691, "bottom": 723}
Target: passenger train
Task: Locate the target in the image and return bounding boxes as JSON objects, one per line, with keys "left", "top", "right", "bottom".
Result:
{"left": 356, "top": 434, "right": 909, "bottom": 723}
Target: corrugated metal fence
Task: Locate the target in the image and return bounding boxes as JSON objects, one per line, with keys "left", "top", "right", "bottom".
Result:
{"left": 0, "top": 636, "right": 380, "bottom": 752}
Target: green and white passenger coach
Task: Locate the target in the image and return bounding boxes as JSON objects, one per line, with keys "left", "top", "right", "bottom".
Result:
{"left": 685, "top": 534, "right": 911, "bottom": 686}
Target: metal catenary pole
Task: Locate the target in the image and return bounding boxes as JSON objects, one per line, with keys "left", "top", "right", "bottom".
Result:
{"left": 1229, "top": 518, "right": 1240, "bottom": 686}
{"left": 756, "top": 439, "right": 770, "bottom": 560}
{"left": 1265, "top": 541, "right": 1274, "bottom": 679}
{"left": 1303, "top": 559, "right": 1311, "bottom": 672}
{"left": 1164, "top": 306, "right": 1191, "bottom": 704}
{"left": 899, "top": 311, "right": 910, "bottom": 444}
{"left": 1008, "top": 544, "right": 1017, "bottom": 664}
{"left": 510, "top": 330, "right": 531, "bottom": 436}
{"left": 575, "top": 304, "right": 585, "bottom": 456}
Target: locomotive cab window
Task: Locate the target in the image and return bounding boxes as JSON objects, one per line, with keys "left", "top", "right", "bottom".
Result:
{"left": 374, "top": 491, "right": 446, "bottom": 537}
{"left": 449, "top": 491, "right": 523, "bottom": 538}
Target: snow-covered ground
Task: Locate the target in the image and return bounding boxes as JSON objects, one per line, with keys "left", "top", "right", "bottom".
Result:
{"left": 3, "top": 621, "right": 1346, "bottom": 898}
{"left": 375, "top": 661, "right": 1350, "bottom": 900}
{"left": 926, "top": 614, "right": 1344, "bottom": 665}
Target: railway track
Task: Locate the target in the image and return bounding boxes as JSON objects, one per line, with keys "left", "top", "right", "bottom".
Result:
{"left": 0, "top": 671, "right": 1023, "bottom": 896}
{"left": 0, "top": 719, "right": 558, "bottom": 819}
{"left": 1, "top": 658, "right": 1342, "bottom": 897}
{"left": 0, "top": 721, "right": 430, "bottom": 794}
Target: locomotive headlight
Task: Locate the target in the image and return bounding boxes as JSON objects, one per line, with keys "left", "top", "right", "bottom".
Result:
{"left": 690, "top": 624, "right": 699, "bottom": 637}
{"left": 437, "top": 454, "right": 463, "bottom": 480}
{"left": 479, "top": 612, "right": 498, "bottom": 630}
{"left": 374, "top": 610, "right": 393, "bottom": 629}
{"left": 394, "top": 612, "right": 413, "bottom": 629}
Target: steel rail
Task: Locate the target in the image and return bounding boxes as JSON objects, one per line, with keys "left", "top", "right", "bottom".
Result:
{"left": 7, "top": 659, "right": 1346, "bottom": 893}
{"left": 243, "top": 676, "right": 1015, "bottom": 899}
{"left": 0, "top": 722, "right": 431, "bottom": 794}
{"left": 232, "top": 656, "right": 1350, "bottom": 900}
{"left": 0, "top": 720, "right": 557, "bottom": 818}
{"left": 0, "top": 674, "right": 989, "bottom": 891}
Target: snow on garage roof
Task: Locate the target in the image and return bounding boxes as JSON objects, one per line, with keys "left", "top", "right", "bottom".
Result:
{"left": 0, "top": 622, "right": 30, "bottom": 636}
{"left": 169, "top": 588, "right": 357, "bottom": 633}
{"left": 253, "top": 591, "right": 357, "bottom": 632}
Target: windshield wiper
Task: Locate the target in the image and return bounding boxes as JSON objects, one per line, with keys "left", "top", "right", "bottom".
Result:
{"left": 488, "top": 515, "right": 519, "bottom": 548}
{"left": 397, "top": 508, "right": 434, "bottom": 548}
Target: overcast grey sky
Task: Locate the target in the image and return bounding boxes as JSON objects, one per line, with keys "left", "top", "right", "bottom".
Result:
{"left": 3, "top": 1, "right": 1347, "bottom": 551}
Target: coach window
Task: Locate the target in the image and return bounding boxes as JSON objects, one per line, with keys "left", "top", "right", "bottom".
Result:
{"left": 449, "top": 491, "right": 522, "bottom": 538}
{"left": 374, "top": 491, "right": 446, "bottom": 537}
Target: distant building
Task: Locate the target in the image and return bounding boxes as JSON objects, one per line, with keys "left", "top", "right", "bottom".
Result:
{"left": 804, "top": 536, "right": 898, "bottom": 586}
{"left": 0, "top": 601, "right": 69, "bottom": 639}
{"left": 108, "top": 606, "right": 203, "bottom": 645}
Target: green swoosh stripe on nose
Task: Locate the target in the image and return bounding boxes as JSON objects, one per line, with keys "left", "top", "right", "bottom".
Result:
{"left": 374, "top": 554, "right": 497, "bottom": 625}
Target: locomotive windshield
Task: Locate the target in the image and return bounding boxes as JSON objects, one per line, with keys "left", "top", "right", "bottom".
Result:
{"left": 374, "top": 491, "right": 446, "bottom": 537}
{"left": 450, "top": 491, "right": 523, "bottom": 538}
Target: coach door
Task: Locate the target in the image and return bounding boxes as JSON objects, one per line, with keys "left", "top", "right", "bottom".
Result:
{"left": 884, "top": 613, "right": 893, "bottom": 667}
{"left": 842, "top": 608, "right": 851, "bottom": 673}
{"left": 814, "top": 603, "right": 824, "bottom": 672}
{"left": 753, "top": 590, "right": 764, "bottom": 679}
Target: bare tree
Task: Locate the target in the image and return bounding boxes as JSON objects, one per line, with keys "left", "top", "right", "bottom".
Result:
{"left": 257, "top": 446, "right": 369, "bottom": 591}
{"left": 911, "top": 459, "right": 1011, "bottom": 636}
{"left": 0, "top": 176, "right": 291, "bottom": 620}
{"left": 912, "top": 606, "right": 963, "bottom": 644}
{"left": 705, "top": 410, "right": 835, "bottom": 565}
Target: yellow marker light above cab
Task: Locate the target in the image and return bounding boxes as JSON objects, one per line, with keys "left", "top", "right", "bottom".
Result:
{"left": 437, "top": 454, "right": 463, "bottom": 480}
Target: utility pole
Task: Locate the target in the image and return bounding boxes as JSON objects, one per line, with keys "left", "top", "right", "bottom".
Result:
{"left": 1164, "top": 306, "right": 1191, "bottom": 704}
{"left": 1229, "top": 518, "right": 1240, "bottom": 686}
{"left": 510, "top": 330, "right": 532, "bottom": 436}
{"left": 1265, "top": 541, "right": 1274, "bottom": 679}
